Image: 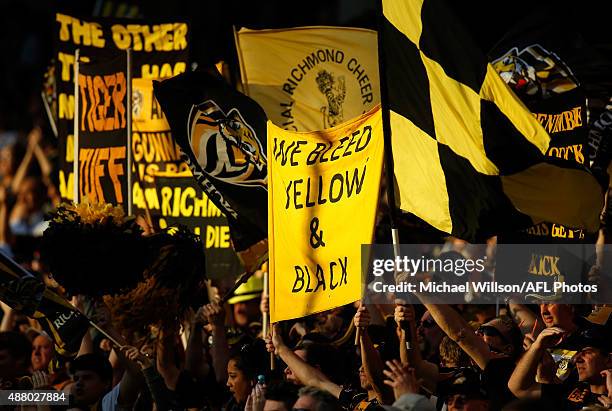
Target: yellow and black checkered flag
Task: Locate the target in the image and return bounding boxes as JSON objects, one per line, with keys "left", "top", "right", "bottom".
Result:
{"left": 380, "top": 0, "right": 603, "bottom": 241}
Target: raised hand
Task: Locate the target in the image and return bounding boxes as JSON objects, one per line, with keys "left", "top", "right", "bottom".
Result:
{"left": 120, "top": 345, "right": 153, "bottom": 370}
{"left": 202, "top": 302, "right": 225, "bottom": 327}
{"left": 383, "top": 359, "right": 420, "bottom": 400}
{"left": 533, "top": 326, "right": 566, "bottom": 350}
{"left": 31, "top": 371, "right": 51, "bottom": 390}
{"left": 354, "top": 304, "right": 371, "bottom": 328}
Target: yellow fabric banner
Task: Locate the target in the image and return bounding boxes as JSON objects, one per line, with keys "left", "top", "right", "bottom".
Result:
{"left": 236, "top": 26, "right": 380, "bottom": 132}
{"left": 268, "top": 105, "right": 384, "bottom": 322}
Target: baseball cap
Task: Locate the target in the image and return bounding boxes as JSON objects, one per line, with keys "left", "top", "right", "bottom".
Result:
{"left": 573, "top": 325, "right": 610, "bottom": 353}
{"left": 437, "top": 367, "right": 488, "bottom": 400}
{"left": 477, "top": 316, "right": 521, "bottom": 350}
{"left": 227, "top": 274, "right": 263, "bottom": 304}
{"left": 69, "top": 353, "right": 113, "bottom": 382}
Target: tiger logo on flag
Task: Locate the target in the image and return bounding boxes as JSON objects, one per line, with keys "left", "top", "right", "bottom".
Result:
{"left": 316, "top": 70, "right": 346, "bottom": 128}
{"left": 188, "top": 100, "right": 267, "bottom": 187}
{"left": 492, "top": 44, "right": 578, "bottom": 100}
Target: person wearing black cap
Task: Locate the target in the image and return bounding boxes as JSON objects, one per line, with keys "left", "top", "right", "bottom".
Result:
{"left": 69, "top": 347, "right": 145, "bottom": 411}
{"left": 508, "top": 325, "right": 612, "bottom": 410}
{"left": 69, "top": 353, "right": 115, "bottom": 408}
{"left": 436, "top": 367, "right": 490, "bottom": 411}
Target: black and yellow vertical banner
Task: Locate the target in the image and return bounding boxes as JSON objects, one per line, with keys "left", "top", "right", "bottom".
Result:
{"left": 76, "top": 53, "right": 129, "bottom": 208}
{"left": 54, "top": 13, "right": 190, "bottom": 205}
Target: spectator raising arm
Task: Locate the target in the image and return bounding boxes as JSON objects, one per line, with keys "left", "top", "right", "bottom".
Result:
{"left": 508, "top": 326, "right": 566, "bottom": 399}
{"left": 122, "top": 345, "right": 174, "bottom": 411}
{"left": 184, "top": 307, "right": 210, "bottom": 378}
{"left": 203, "top": 301, "right": 230, "bottom": 385}
{"left": 266, "top": 323, "right": 341, "bottom": 398}
{"left": 411, "top": 294, "right": 493, "bottom": 370}
{"left": 383, "top": 359, "right": 435, "bottom": 411}
{"left": 394, "top": 304, "right": 438, "bottom": 394}
{"left": 354, "top": 304, "right": 394, "bottom": 404}
{"left": 156, "top": 327, "right": 181, "bottom": 391}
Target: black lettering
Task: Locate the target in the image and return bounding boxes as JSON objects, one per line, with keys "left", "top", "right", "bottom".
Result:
{"left": 305, "top": 177, "right": 315, "bottom": 207}
{"left": 291, "top": 141, "right": 307, "bottom": 166}
{"left": 330, "top": 137, "right": 348, "bottom": 161}
{"left": 339, "top": 257, "right": 348, "bottom": 285}
{"left": 343, "top": 130, "right": 359, "bottom": 157}
{"left": 283, "top": 83, "right": 295, "bottom": 95}
{"left": 305, "top": 266, "right": 314, "bottom": 292}
{"left": 275, "top": 140, "right": 295, "bottom": 166}
{"left": 319, "top": 142, "right": 332, "bottom": 163}
{"left": 329, "top": 173, "right": 344, "bottom": 203}
{"left": 346, "top": 164, "right": 367, "bottom": 197}
{"left": 313, "top": 265, "right": 326, "bottom": 292}
{"left": 329, "top": 261, "right": 338, "bottom": 290}
{"left": 317, "top": 175, "right": 327, "bottom": 205}
{"left": 293, "top": 178, "right": 303, "bottom": 209}
{"left": 292, "top": 267, "right": 305, "bottom": 292}
{"left": 307, "top": 143, "right": 326, "bottom": 165}
{"left": 355, "top": 126, "right": 372, "bottom": 152}
{"left": 285, "top": 181, "right": 292, "bottom": 209}
{"left": 362, "top": 93, "right": 373, "bottom": 104}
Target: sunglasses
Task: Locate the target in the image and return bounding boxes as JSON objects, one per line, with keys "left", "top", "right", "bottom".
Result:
{"left": 476, "top": 326, "right": 507, "bottom": 343}
{"left": 419, "top": 319, "right": 437, "bottom": 328}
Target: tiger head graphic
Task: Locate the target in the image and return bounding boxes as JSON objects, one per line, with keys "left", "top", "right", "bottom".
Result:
{"left": 188, "top": 100, "right": 267, "bottom": 187}
{"left": 492, "top": 44, "right": 578, "bottom": 100}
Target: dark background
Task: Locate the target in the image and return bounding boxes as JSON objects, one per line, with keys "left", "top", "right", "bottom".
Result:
{"left": 0, "top": 0, "right": 609, "bottom": 136}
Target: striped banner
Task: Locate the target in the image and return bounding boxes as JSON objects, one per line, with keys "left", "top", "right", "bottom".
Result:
{"left": 381, "top": 0, "right": 603, "bottom": 241}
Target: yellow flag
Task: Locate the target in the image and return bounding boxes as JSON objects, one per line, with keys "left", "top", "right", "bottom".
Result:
{"left": 268, "top": 105, "right": 384, "bottom": 322}
{"left": 236, "top": 26, "right": 380, "bottom": 132}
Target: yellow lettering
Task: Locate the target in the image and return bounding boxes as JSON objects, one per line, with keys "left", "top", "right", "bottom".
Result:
{"left": 58, "top": 52, "right": 75, "bottom": 82}
{"left": 206, "top": 226, "right": 218, "bottom": 248}
{"left": 159, "top": 63, "right": 173, "bottom": 78}
{"left": 132, "top": 133, "right": 142, "bottom": 162}
{"left": 71, "top": 18, "right": 91, "bottom": 46}
{"left": 66, "top": 135, "right": 74, "bottom": 162}
{"left": 144, "top": 187, "right": 160, "bottom": 210}
{"left": 58, "top": 170, "right": 74, "bottom": 201}
{"left": 111, "top": 25, "right": 131, "bottom": 49}
{"left": 159, "top": 24, "right": 173, "bottom": 51}
{"left": 56, "top": 14, "right": 72, "bottom": 42}
{"left": 127, "top": 24, "right": 143, "bottom": 51}
{"left": 573, "top": 144, "right": 584, "bottom": 164}
{"left": 91, "top": 22, "right": 105, "bottom": 47}
{"left": 172, "top": 187, "right": 181, "bottom": 217}
{"left": 180, "top": 187, "right": 196, "bottom": 217}
{"left": 59, "top": 93, "right": 74, "bottom": 120}
{"left": 142, "top": 26, "right": 157, "bottom": 51}
{"left": 193, "top": 194, "right": 207, "bottom": 217}
{"left": 132, "top": 182, "right": 144, "bottom": 209}
{"left": 140, "top": 64, "right": 159, "bottom": 79}
{"left": 108, "top": 147, "right": 126, "bottom": 203}
{"left": 174, "top": 62, "right": 187, "bottom": 76}
{"left": 161, "top": 186, "right": 173, "bottom": 215}
{"left": 220, "top": 226, "right": 230, "bottom": 248}
{"left": 173, "top": 23, "right": 188, "bottom": 50}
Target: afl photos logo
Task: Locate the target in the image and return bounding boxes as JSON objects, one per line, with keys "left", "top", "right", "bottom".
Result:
{"left": 187, "top": 100, "right": 267, "bottom": 187}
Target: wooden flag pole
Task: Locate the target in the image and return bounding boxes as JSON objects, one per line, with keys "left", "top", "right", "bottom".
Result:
{"left": 262, "top": 271, "right": 269, "bottom": 337}
{"left": 270, "top": 322, "right": 275, "bottom": 371}
{"left": 126, "top": 48, "right": 133, "bottom": 216}
{"left": 73, "top": 49, "right": 80, "bottom": 204}
{"left": 88, "top": 320, "right": 124, "bottom": 349}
